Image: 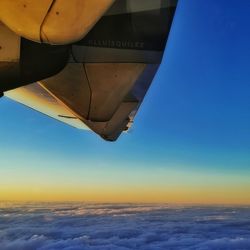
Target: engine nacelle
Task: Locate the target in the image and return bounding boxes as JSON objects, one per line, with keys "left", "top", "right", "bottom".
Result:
{"left": 0, "top": 0, "right": 115, "bottom": 45}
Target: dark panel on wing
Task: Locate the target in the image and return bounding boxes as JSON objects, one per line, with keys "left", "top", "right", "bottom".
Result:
{"left": 77, "top": 5, "right": 175, "bottom": 51}
{"left": 71, "top": 0, "right": 177, "bottom": 64}
{"left": 0, "top": 39, "right": 69, "bottom": 93}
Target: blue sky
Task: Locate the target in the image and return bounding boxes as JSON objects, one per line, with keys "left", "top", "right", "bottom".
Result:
{"left": 0, "top": 0, "right": 250, "bottom": 203}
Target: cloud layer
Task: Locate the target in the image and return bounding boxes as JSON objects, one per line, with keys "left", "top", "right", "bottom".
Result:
{"left": 0, "top": 202, "right": 250, "bottom": 250}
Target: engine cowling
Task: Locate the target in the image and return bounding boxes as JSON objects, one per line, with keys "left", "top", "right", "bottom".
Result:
{"left": 0, "top": 0, "right": 115, "bottom": 45}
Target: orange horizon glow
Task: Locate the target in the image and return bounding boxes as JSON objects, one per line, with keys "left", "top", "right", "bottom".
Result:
{"left": 1, "top": 162, "right": 250, "bottom": 205}
{"left": 1, "top": 185, "right": 250, "bottom": 205}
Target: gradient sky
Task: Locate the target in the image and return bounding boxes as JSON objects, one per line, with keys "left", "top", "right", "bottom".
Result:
{"left": 0, "top": 0, "right": 250, "bottom": 204}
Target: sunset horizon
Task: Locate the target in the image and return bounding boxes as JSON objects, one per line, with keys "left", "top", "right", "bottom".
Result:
{"left": 0, "top": 0, "right": 250, "bottom": 249}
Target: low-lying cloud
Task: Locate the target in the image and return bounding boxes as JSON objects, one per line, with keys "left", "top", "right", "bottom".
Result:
{"left": 0, "top": 203, "right": 250, "bottom": 250}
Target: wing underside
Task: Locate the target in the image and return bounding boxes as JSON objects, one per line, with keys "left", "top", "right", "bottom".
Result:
{"left": 6, "top": 62, "right": 159, "bottom": 141}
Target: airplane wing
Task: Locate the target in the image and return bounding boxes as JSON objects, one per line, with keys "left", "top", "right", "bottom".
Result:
{"left": 1, "top": 0, "right": 178, "bottom": 141}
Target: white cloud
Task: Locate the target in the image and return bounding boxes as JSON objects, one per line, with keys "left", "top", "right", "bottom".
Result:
{"left": 0, "top": 203, "right": 250, "bottom": 250}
